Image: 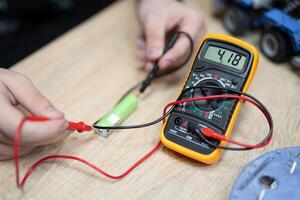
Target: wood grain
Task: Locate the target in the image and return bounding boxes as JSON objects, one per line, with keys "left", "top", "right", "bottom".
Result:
{"left": 1, "top": 0, "right": 300, "bottom": 199}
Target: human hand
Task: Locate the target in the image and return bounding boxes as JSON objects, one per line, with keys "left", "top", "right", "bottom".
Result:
{"left": 137, "top": 0, "right": 206, "bottom": 72}
{"left": 0, "top": 69, "right": 71, "bottom": 160}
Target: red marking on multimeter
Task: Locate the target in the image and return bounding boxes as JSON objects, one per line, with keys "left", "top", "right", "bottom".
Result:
{"left": 182, "top": 120, "right": 189, "bottom": 129}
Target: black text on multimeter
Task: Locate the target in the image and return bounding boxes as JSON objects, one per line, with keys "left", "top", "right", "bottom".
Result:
{"left": 160, "top": 34, "right": 258, "bottom": 164}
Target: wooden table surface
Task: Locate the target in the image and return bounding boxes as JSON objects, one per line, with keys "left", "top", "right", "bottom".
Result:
{"left": 1, "top": 0, "right": 300, "bottom": 199}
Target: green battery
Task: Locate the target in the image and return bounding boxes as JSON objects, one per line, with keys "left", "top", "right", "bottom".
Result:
{"left": 94, "top": 93, "right": 138, "bottom": 137}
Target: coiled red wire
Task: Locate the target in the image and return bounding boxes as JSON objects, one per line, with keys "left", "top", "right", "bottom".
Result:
{"left": 14, "top": 94, "right": 272, "bottom": 188}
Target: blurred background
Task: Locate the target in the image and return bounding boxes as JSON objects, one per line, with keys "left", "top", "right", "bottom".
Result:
{"left": 2, "top": 0, "right": 299, "bottom": 69}
{"left": 0, "top": 0, "right": 116, "bottom": 69}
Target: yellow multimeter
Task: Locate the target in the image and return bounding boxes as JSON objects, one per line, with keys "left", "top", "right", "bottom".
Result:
{"left": 160, "top": 34, "right": 259, "bottom": 164}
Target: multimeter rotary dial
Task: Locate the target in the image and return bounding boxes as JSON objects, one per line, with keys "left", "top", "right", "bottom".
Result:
{"left": 180, "top": 71, "right": 239, "bottom": 131}
{"left": 186, "top": 72, "right": 227, "bottom": 112}
{"left": 191, "top": 79, "right": 225, "bottom": 111}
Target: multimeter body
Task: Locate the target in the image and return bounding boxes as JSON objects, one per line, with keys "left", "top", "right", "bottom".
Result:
{"left": 160, "top": 34, "right": 258, "bottom": 164}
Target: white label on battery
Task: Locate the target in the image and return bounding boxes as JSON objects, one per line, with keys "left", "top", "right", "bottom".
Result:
{"left": 107, "top": 114, "right": 120, "bottom": 125}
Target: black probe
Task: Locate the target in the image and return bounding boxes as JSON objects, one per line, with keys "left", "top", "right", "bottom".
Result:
{"left": 139, "top": 32, "right": 180, "bottom": 93}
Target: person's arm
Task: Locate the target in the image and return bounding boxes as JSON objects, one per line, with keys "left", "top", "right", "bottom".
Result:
{"left": 0, "top": 69, "right": 71, "bottom": 160}
{"left": 137, "top": 0, "right": 206, "bottom": 71}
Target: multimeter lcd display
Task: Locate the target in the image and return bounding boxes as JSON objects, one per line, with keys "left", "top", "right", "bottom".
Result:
{"left": 204, "top": 45, "right": 246, "bottom": 70}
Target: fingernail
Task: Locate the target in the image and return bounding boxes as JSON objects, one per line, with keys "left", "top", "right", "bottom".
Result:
{"left": 137, "top": 51, "right": 146, "bottom": 60}
{"left": 160, "top": 59, "right": 172, "bottom": 69}
{"left": 136, "top": 39, "right": 145, "bottom": 49}
{"left": 44, "top": 106, "right": 64, "bottom": 119}
{"left": 147, "top": 48, "right": 162, "bottom": 59}
{"left": 145, "top": 63, "right": 153, "bottom": 71}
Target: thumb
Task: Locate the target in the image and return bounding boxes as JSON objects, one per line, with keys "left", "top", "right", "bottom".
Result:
{"left": 0, "top": 92, "right": 70, "bottom": 146}
{"left": 144, "top": 17, "right": 166, "bottom": 61}
{"left": 2, "top": 72, "right": 64, "bottom": 119}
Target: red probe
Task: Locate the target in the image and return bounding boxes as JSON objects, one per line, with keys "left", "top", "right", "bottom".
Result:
{"left": 200, "top": 127, "right": 270, "bottom": 149}
{"left": 25, "top": 116, "right": 92, "bottom": 133}
{"left": 68, "top": 122, "right": 92, "bottom": 133}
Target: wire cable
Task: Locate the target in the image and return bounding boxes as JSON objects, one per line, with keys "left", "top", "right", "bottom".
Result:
{"left": 162, "top": 90, "right": 273, "bottom": 151}
{"left": 14, "top": 117, "right": 162, "bottom": 188}
{"left": 93, "top": 86, "right": 273, "bottom": 150}
{"left": 179, "top": 85, "right": 273, "bottom": 150}
{"left": 14, "top": 88, "right": 273, "bottom": 188}
{"left": 139, "top": 31, "right": 194, "bottom": 93}
{"left": 93, "top": 107, "right": 174, "bottom": 130}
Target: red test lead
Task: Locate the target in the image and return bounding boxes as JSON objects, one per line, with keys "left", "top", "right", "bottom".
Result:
{"left": 24, "top": 116, "right": 92, "bottom": 133}
{"left": 14, "top": 94, "right": 272, "bottom": 188}
{"left": 25, "top": 116, "right": 48, "bottom": 121}
{"left": 68, "top": 121, "right": 92, "bottom": 133}
{"left": 200, "top": 127, "right": 270, "bottom": 149}
{"left": 14, "top": 117, "right": 161, "bottom": 188}
{"left": 201, "top": 128, "right": 226, "bottom": 141}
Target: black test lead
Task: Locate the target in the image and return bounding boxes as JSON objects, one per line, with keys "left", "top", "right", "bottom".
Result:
{"left": 139, "top": 32, "right": 180, "bottom": 93}
{"left": 94, "top": 32, "right": 194, "bottom": 136}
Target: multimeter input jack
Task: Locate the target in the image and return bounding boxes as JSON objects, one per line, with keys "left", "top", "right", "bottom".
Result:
{"left": 174, "top": 117, "right": 182, "bottom": 125}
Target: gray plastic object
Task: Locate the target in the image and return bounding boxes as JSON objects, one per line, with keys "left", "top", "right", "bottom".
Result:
{"left": 291, "top": 55, "right": 300, "bottom": 69}
{"left": 230, "top": 147, "right": 300, "bottom": 200}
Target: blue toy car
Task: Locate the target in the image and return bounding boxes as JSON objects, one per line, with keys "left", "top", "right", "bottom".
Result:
{"left": 214, "top": 0, "right": 300, "bottom": 63}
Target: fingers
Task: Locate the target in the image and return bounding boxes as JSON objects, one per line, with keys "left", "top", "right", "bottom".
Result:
{"left": 136, "top": 38, "right": 147, "bottom": 61}
{"left": 136, "top": 38, "right": 146, "bottom": 50}
{"left": 136, "top": 38, "right": 157, "bottom": 72}
{"left": 0, "top": 73, "right": 71, "bottom": 147}
{"left": 0, "top": 69, "right": 64, "bottom": 119}
{"left": 158, "top": 12, "right": 206, "bottom": 70}
{"left": 139, "top": 35, "right": 191, "bottom": 71}
{"left": 158, "top": 35, "right": 191, "bottom": 70}
{"left": 0, "top": 94, "right": 70, "bottom": 146}
{"left": 21, "top": 120, "right": 71, "bottom": 146}
{"left": 143, "top": 17, "right": 166, "bottom": 61}
{"left": 138, "top": 9, "right": 206, "bottom": 71}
